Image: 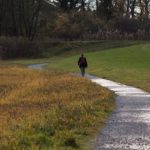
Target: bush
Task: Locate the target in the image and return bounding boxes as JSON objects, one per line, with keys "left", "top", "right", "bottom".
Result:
{"left": 0, "top": 37, "right": 62, "bottom": 59}
{"left": 46, "top": 11, "right": 104, "bottom": 40}
{"left": 0, "top": 37, "right": 40, "bottom": 59}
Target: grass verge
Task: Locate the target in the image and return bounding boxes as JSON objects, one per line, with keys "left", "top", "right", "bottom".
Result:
{"left": 47, "top": 43, "right": 150, "bottom": 92}
{"left": 0, "top": 65, "right": 114, "bottom": 150}
{"left": 0, "top": 39, "right": 143, "bottom": 60}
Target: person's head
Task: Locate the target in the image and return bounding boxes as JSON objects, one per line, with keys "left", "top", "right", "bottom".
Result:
{"left": 81, "top": 54, "right": 84, "bottom": 57}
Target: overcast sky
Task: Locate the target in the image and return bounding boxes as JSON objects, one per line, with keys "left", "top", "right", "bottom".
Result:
{"left": 46, "top": 0, "right": 96, "bottom": 9}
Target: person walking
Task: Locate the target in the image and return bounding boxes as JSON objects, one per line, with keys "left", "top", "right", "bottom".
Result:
{"left": 78, "top": 54, "right": 88, "bottom": 77}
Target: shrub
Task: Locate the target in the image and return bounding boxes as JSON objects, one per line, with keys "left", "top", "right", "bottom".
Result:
{"left": 0, "top": 37, "right": 62, "bottom": 59}
{"left": 0, "top": 37, "right": 40, "bottom": 59}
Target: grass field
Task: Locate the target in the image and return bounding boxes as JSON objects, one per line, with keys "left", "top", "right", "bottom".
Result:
{"left": 47, "top": 42, "right": 150, "bottom": 92}
{"left": 0, "top": 40, "right": 142, "bottom": 64}
{"left": 43, "top": 40, "right": 142, "bottom": 57}
{"left": 0, "top": 40, "right": 149, "bottom": 149}
{"left": 0, "top": 65, "right": 114, "bottom": 150}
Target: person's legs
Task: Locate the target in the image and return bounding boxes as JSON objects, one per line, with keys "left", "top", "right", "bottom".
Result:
{"left": 80, "top": 67, "right": 85, "bottom": 76}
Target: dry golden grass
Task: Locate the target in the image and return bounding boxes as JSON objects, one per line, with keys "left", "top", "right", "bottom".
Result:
{"left": 0, "top": 65, "right": 114, "bottom": 150}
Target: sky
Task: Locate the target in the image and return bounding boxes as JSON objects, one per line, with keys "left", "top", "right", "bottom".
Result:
{"left": 46, "top": 0, "right": 96, "bottom": 9}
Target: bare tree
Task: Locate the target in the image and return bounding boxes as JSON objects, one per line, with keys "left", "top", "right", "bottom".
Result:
{"left": 0, "top": 0, "right": 42, "bottom": 40}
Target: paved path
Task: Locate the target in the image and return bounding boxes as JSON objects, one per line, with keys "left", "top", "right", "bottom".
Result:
{"left": 84, "top": 74, "right": 150, "bottom": 150}
{"left": 28, "top": 63, "right": 48, "bottom": 70}
{"left": 28, "top": 64, "right": 150, "bottom": 150}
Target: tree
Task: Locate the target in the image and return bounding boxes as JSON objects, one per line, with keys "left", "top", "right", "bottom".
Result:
{"left": 53, "top": 0, "right": 92, "bottom": 11}
{"left": 96, "top": 0, "right": 115, "bottom": 20}
{"left": 130, "top": 0, "right": 137, "bottom": 19}
{"left": 114, "top": 0, "right": 125, "bottom": 17}
{"left": 0, "top": 0, "right": 42, "bottom": 40}
{"left": 53, "top": 0, "right": 79, "bottom": 11}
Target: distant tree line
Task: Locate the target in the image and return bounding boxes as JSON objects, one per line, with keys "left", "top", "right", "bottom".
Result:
{"left": 0, "top": 0, "right": 150, "bottom": 59}
{"left": 39, "top": 0, "right": 150, "bottom": 40}
{"left": 0, "top": 0, "right": 150, "bottom": 40}
{"left": 52, "top": 0, "right": 150, "bottom": 20}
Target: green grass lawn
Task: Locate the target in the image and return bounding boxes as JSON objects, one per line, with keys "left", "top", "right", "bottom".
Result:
{"left": 0, "top": 40, "right": 142, "bottom": 63}
{"left": 0, "top": 40, "right": 149, "bottom": 92}
{"left": 47, "top": 42, "right": 150, "bottom": 92}
{"left": 45, "top": 40, "right": 142, "bottom": 57}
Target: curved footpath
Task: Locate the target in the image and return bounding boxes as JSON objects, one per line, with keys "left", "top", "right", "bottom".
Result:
{"left": 28, "top": 64, "right": 150, "bottom": 150}
{"left": 85, "top": 74, "right": 150, "bottom": 150}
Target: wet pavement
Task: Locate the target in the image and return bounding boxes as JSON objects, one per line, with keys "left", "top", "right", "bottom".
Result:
{"left": 84, "top": 74, "right": 150, "bottom": 150}
{"left": 28, "top": 63, "right": 48, "bottom": 70}
{"left": 94, "top": 95, "right": 150, "bottom": 150}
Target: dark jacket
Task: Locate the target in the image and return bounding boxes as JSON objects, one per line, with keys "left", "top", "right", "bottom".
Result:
{"left": 78, "top": 57, "right": 88, "bottom": 68}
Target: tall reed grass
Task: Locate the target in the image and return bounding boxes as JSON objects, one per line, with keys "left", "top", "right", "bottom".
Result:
{"left": 0, "top": 65, "right": 114, "bottom": 150}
